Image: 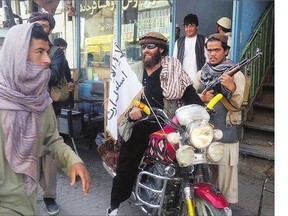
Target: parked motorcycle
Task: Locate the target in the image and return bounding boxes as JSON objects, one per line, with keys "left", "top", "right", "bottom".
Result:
{"left": 100, "top": 93, "right": 231, "bottom": 216}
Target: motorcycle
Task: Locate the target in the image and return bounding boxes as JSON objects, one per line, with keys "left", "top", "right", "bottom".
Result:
{"left": 99, "top": 93, "right": 231, "bottom": 216}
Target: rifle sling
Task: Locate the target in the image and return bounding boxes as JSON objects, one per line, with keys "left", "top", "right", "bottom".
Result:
{"left": 221, "top": 97, "right": 242, "bottom": 112}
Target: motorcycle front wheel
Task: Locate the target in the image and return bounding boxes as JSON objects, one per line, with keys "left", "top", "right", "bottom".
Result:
{"left": 179, "top": 197, "right": 226, "bottom": 216}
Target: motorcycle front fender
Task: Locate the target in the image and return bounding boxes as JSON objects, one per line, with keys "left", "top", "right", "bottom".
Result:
{"left": 193, "top": 183, "right": 229, "bottom": 208}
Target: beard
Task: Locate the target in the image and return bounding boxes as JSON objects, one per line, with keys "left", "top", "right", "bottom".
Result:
{"left": 142, "top": 50, "right": 162, "bottom": 68}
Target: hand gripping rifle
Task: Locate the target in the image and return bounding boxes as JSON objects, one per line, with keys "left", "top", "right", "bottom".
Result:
{"left": 201, "top": 49, "right": 263, "bottom": 95}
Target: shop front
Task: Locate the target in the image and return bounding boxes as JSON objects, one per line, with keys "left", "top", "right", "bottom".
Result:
{"left": 78, "top": 0, "right": 173, "bottom": 82}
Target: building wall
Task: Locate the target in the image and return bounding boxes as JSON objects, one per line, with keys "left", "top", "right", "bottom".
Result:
{"left": 0, "top": 0, "right": 273, "bottom": 70}
{"left": 237, "top": 0, "right": 272, "bottom": 53}
{"left": 175, "top": 0, "right": 233, "bottom": 38}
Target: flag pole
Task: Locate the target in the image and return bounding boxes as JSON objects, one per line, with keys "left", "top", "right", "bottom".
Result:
{"left": 141, "top": 93, "right": 165, "bottom": 133}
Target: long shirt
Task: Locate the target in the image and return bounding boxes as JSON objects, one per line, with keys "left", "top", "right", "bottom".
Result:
{"left": 0, "top": 105, "right": 83, "bottom": 215}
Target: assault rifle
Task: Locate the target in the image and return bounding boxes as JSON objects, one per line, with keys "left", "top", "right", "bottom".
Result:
{"left": 201, "top": 49, "right": 262, "bottom": 95}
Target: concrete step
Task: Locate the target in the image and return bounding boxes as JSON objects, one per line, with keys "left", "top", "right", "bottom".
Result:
{"left": 238, "top": 152, "right": 274, "bottom": 180}
{"left": 256, "top": 89, "right": 274, "bottom": 105}
{"left": 253, "top": 101, "right": 274, "bottom": 109}
{"left": 262, "top": 83, "right": 274, "bottom": 88}
{"left": 242, "top": 126, "right": 274, "bottom": 146}
{"left": 243, "top": 121, "right": 274, "bottom": 132}
{"left": 249, "top": 107, "right": 274, "bottom": 126}
{"left": 255, "top": 79, "right": 274, "bottom": 100}
{"left": 239, "top": 143, "right": 274, "bottom": 160}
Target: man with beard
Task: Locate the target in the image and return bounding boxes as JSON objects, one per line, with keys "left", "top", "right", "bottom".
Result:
{"left": 106, "top": 32, "right": 204, "bottom": 216}
{"left": 193, "top": 33, "right": 245, "bottom": 208}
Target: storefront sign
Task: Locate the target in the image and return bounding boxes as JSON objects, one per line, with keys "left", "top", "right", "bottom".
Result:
{"left": 80, "top": 0, "right": 158, "bottom": 15}
{"left": 80, "top": 0, "right": 115, "bottom": 15}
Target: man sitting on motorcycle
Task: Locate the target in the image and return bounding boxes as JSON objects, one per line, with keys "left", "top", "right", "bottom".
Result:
{"left": 106, "top": 32, "right": 204, "bottom": 216}
{"left": 193, "top": 33, "right": 245, "bottom": 205}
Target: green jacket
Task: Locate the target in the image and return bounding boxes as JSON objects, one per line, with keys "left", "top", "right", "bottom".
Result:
{"left": 0, "top": 105, "right": 82, "bottom": 215}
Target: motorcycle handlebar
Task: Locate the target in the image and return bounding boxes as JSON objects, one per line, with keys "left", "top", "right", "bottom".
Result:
{"left": 127, "top": 105, "right": 170, "bottom": 127}
{"left": 134, "top": 100, "right": 151, "bottom": 115}
{"left": 132, "top": 94, "right": 224, "bottom": 125}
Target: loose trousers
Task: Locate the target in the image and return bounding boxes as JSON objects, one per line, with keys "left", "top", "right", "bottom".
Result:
{"left": 39, "top": 154, "right": 58, "bottom": 199}
{"left": 110, "top": 120, "right": 161, "bottom": 208}
{"left": 210, "top": 142, "right": 239, "bottom": 204}
{"left": 38, "top": 116, "right": 60, "bottom": 199}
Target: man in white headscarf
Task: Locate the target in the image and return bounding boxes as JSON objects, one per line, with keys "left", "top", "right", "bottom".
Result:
{"left": 28, "top": 12, "right": 72, "bottom": 215}
{"left": 0, "top": 23, "right": 91, "bottom": 215}
{"left": 216, "top": 17, "right": 232, "bottom": 58}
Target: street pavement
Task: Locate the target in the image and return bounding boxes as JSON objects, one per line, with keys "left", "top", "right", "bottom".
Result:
{"left": 37, "top": 137, "right": 274, "bottom": 216}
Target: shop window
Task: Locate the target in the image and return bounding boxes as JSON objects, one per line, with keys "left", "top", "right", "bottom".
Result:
{"left": 79, "top": 0, "right": 116, "bottom": 81}
{"left": 121, "top": 0, "right": 171, "bottom": 63}
{"left": 79, "top": 0, "right": 171, "bottom": 81}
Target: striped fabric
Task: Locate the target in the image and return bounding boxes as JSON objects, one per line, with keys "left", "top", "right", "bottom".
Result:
{"left": 0, "top": 23, "right": 52, "bottom": 195}
{"left": 160, "top": 56, "right": 193, "bottom": 100}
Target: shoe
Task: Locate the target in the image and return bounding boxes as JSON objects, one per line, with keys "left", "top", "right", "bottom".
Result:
{"left": 224, "top": 207, "right": 232, "bottom": 216}
{"left": 106, "top": 208, "right": 118, "bottom": 216}
{"left": 43, "top": 198, "right": 60, "bottom": 216}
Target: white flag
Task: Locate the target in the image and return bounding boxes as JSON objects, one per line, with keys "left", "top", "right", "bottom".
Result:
{"left": 107, "top": 42, "right": 143, "bottom": 140}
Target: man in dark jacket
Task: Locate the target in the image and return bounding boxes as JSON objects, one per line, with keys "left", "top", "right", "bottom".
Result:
{"left": 28, "top": 12, "right": 72, "bottom": 116}
{"left": 53, "top": 37, "right": 75, "bottom": 109}
{"left": 107, "top": 31, "right": 204, "bottom": 216}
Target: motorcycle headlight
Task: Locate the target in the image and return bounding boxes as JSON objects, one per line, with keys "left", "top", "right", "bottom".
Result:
{"left": 207, "top": 142, "right": 224, "bottom": 162}
{"left": 213, "top": 129, "right": 223, "bottom": 141}
{"left": 176, "top": 145, "right": 194, "bottom": 167}
{"left": 189, "top": 123, "right": 214, "bottom": 149}
{"left": 166, "top": 132, "right": 181, "bottom": 144}
{"left": 175, "top": 104, "right": 210, "bottom": 126}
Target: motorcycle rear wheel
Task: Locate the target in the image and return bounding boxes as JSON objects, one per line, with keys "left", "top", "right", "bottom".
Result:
{"left": 179, "top": 197, "right": 226, "bottom": 216}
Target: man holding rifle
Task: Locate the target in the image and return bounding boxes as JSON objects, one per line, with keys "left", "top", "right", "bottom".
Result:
{"left": 193, "top": 33, "right": 245, "bottom": 208}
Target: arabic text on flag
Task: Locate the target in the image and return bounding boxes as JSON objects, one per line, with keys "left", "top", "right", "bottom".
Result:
{"left": 107, "top": 42, "right": 143, "bottom": 140}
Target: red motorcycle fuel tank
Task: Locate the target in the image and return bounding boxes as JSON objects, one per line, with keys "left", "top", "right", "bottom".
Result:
{"left": 144, "top": 125, "right": 179, "bottom": 164}
{"left": 193, "top": 183, "right": 229, "bottom": 208}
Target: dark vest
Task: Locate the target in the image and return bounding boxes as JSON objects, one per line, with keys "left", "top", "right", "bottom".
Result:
{"left": 176, "top": 34, "right": 206, "bottom": 71}
{"left": 209, "top": 102, "right": 238, "bottom": 143}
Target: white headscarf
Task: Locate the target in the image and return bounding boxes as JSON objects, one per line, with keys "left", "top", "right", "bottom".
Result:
{"left": 0, "top": 23, "right": 52, "bottom": 195}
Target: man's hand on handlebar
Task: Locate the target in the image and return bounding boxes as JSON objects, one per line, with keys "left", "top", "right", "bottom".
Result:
{"left": 129, "top": 107, "right": 144, "bottom": 121}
